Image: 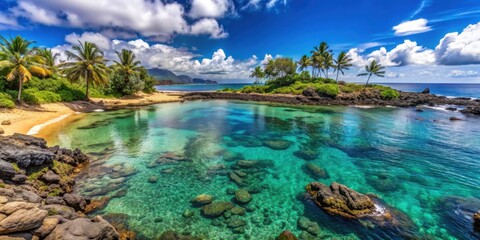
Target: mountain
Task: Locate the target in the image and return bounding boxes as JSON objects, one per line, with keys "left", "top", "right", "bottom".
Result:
{"left": 148, "top": 68, "right": 217, "bottom": 84}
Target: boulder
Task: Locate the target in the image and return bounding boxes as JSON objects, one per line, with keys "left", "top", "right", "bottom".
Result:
{"left": 201, "top": 202, "right": 234, "bottom": 218}
{"left": 0, "top": 207, "right": 48, "bottom": 234}
{"left": 302, "top": 87, "right": 319, "bottom": 98}
{"left": 449, "top": 117, "right": 462, "bottom": 121}
{"left": 230, "top": 206, "right": 246, "bottom": 216}
{"left": 11, "top": 174, "right": 27, "bottom": 183}
{"left": 0, "top": 135, "right": 55, "bottom": 168}
{"left": 84, "top": 197, "right": 110, "bottom": 213}
{"left": 293, "top": 148, "right": 319, "bottom": 161}
{"left": 276, "top": 230, "right": 298, "bottom": 240}
{"left": 0, "top": 202, "right": 36, "bottom": 215}
{"left": 302, "top": 163, "right": 329, "bottom": 179}
{"left": 158, "top": 231, "right": 202, "bottom": 240}
{"left": 45, "top": 196, "right": 66, "bottom": 205}
{"left": 297, "top": 217, "right": 320, "bottom": 236}
{"left": 148, "top": 176, "right": 158, "bottom": 183}
{"left": 191, "top": 194, "right": 213, "bottom": 206}
{"left": 263, "top": 139, "right": 293, "bottom": 150}
{"left": 63, "top": 194, "right": 87, "bottom": 211}
{"left": 1, "top": 120, "right": 11, "bottom": 126}
{"left": 182, "top": 209, "right": 195, "bottom": 218}
{"left": 306, "top": 182, "right": 375, "bottom": 218}
{"left": 421, "top": 88, "right": 430, "bottom": 94}
{"left": 21, "top": 190, "right": 42, "bottom": 203}
{"left": 474, "top": 211, "right": 480, "bottom": 232}
{"left": 40, "top": 205, "right": 79, "bottom": 220}
{"left": 0, "top": 128, "right": 4, "bottom": 135}
{"left": 226, "top": 218, "right": 246, "bottom": 228}
{"left": 235, "top": 189, "right": 252, "bottom": 204}
{"left": 42, "top": 170, "right": 61, "bottom": 183}
{"left": 34, "top": 217, "right": 60, "bottom": 238}
{"left": 45, "top": 216, "right": 119, "bottom": 240}
{"left": 0, "top": 160, "right": 16, "bottom": 180}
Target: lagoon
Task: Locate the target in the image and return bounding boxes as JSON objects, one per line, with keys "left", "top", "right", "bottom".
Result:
{"left": 47, "top": 100, "right": 480, "bottom": 239}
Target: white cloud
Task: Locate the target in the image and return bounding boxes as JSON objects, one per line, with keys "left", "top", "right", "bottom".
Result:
{"left": 189, "top": 0, "right": 233, "bottom": 19}
{"left": 435, "top": 22, "right": 480, "bottom": 65}
{"left": 447, "top": 70, "right": 478, "bottom": 78}
{"left": 367, "top": 40, "right": 435, "bottom": 66}
{"left": 190, "top": 19, "right": 229, "bottom": 39}
{"left": 347, "top": 48, "right": 369, "bottom": 66}
{"left": 393, "top": 18, "right": 432, "bottom": 36}
{"left": 65, "top": 32, "right": 112, "bottom": 50}
{"left": 3, "top": 0, "right": 229, "bottom": 41}
{"left": 0, "top": 13, "right": 19, "bottom": 29}
{"left": 242, "top": 0, "right": 287, "bottom": 10}
{"left": 261, "top": 54, "right": 273, "bottom": 65}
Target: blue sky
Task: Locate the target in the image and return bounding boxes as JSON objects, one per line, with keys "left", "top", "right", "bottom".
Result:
{"left": 1, "top": 0, "right": 479, "bottom": 82}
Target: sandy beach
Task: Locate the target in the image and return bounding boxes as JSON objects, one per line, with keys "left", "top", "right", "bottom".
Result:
{"left": 0, "top": 92, "right": 181, "bottom": 137}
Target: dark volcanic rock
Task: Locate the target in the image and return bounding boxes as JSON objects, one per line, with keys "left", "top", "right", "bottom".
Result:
{"left": 0, "top": 134, "right": 55, "bottom": 168}
{"left": 302, "top": 163, "right": 329, "bottom": 179}
{"left": 421, "top": 88, "right": 430, "bottom": 94}
{"left": 306, "top": 182, "right": 375, "bottom": 218}
{"left": 263, "top": 139, "right": 293, "bottom": 150}
{"left": 42, "top": 170, "right": 61, "bottom": 183}
{"left": 474, "top": 212, "right": 480, "bottom": 232}
{"left": 0, "top": 159, "right": 16, "bottom": 180}
{"left": 63, "top": 193, "right": 87, "bottom": 211}
{"left": 461, "top": 106, "right": 480, "bottom": 115}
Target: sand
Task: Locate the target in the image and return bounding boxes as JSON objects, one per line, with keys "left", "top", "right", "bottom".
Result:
{"left": 0, "top": 92, "right": 182, "bottom": 137}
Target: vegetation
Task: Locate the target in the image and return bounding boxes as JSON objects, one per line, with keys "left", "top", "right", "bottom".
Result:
{"left": 0, "top": 35, "right": 159, "bottom": 108}
{"left": 223, "top": 42, "right": 397, "bottom": 99}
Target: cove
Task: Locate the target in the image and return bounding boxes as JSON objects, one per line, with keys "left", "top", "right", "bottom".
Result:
{"left": 46, "top": 100, "right": 480, "bottom": 240}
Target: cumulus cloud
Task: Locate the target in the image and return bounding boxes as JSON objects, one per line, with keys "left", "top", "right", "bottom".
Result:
{"left": 242, "top": 0, "right": 287, "bottom": 10}
{"left": 52, "top": 33, "right": 261, "bottom": 80}
{"left": 190, "top": 19, "right": 229, "bottom": 39}
{"left": 393, "top": 18, "right": 432, "bottom": 36}
{"left": 0, "top": 13, "right": 18, "bottom": 29}
{"left": 2, "top": 0, "right": 229, "bottom": 41}
{"left": 447, "top": 70, "right": 478, "bottom": 78}
{"left": 435, "top": 22, "right": 480, "bottom": 65}
{"left": 189, "top": 0, "right": 234, "bottom": 19}
{"left": 65, "top": 32, "right": 112, "bottom": 50}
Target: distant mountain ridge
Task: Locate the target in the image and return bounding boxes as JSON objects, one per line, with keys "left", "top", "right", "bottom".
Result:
{"left": 148, "top": 68, "right": 217, "bottom": 84}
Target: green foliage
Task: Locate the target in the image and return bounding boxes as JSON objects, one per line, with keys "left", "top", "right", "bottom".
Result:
{"left": 380, "top": 89, "right": 400, "bottom": 100}
{"left": 219, "top": 88, "right": 236, "bottom": 92}
{"left": 315, "top": 84, "right": 339, "bottom": 97}
{"left": 22, "top": 88, "right": 62, "bottom": 104}
{"left": 240, "top": 85, "right": 268, "bottom": 93}
{"left": 0, "top": 92, "right": 15, "bottom": 108}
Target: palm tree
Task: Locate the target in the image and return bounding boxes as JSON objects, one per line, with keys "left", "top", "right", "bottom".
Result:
{"left": 297, "top": 55, "right": 311, "bottom": 73}
{"left": 357, "top": 60, "right": 385, "bottom": 87}
{"left": 36, "top": 48, "right": 59, "bottom": 75}
{"left": 323, "top": 52, "right": 334, "bottom": 79}
{"left": 112, "top": 49, "right": 143, "bottom": 88}
{"left": 249, "top": 66, "right": 265, "bottom": 85}
{"left": 0, "top": 36, "right": 49, "bottom": 102}
{"left": 334, "top": 51, "right": 353, "bottom": 82}
{"left": 310, "top": 42, "right": 331, "bottom": 78}
{"left": 61, "top": 41, "right": 109, "bottom": 100}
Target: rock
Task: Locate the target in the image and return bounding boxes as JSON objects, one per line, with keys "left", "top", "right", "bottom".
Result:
{"left": 0, "top": 232, "right": 34, "bottom": 240}
{"left": 84, "top": 197, "right": 110, "bottom": 213}
{"left": 34, "top": 217, "right": 60, "bottom": 238}
{"left": 21, "top": 190, "right": 42, "bottom": 203}
{"left": 446, "top": 107, "right": 457, "bottom": 111}
{"left": 0, "top": 134, "right": 55, "bottom": 168}
{"left": 0, "top": 128, "right": 4, "bottom": 135}
{"left": 302, "top": 163, "right": 329, "bottom": 179}
{"left": 474, "top": 211, "right": 480, "bottom": 232}
{"left": 182, "top": 209, "right": 195, "bottom": 218}
{"left": 421, "top": 88, "right": 430, "bottom": 94}
{"left": 276, "top": 230, "right": 299, "bottom": 240}
{"left": 157, "top": 230, "right": 202, "bottom": 240}
{"left": 232, "top": 226, "right": 246, "bottom": 234}
{"left": 11, "top": 174, "right": 27, "bottom": 183}
{"left": 0, "top": 207, "right": 48, "bottom": 234}
{"left": 0, "top": 202, "right": 36, "bottom": 215}
{"left": 148, "top": 176, "right": 158, "bottom": 183}
{"left": 0, "top": 196, "right": 8, "bottom": 204}
{"left": 297, "top": 217, "right": 320, "bottom": 236}
{"left": 201, "top": 202, "right": 234, "bottom": 218}
{"left": 1, "top": 120, "right": 11, "bottom": 126}
{"left": 302, "top": 87, "right": 319, "bottom": 98}
{"left": 45, "top": 196, "right": 66, "bottom": 205}
{"left": 263, "top": 139, "right": 293, "bottom": 150}
{"left": 461, "top": 106, "right": 480, "bottom": 115}
{"left": 41, "top": 171, "right": 61, "bottom": 183}
{"left": 229, "top": 172, "right": 244, "bottom": 186}
{"left": 40, "top": 205, "right": 79, "bottom": 220}
{"left": 233, "top": 170, "right": 247, "bottom": 177}
{"left": 235, "top": 189, "right": 252, "bottom": 204}
{"left": 230, "top": 206, "right": 246, "bottom": 216}
{"left": 63, "top": 193, "right": 87, "bottom": 211}
{"left": 449, "top": 116, "right": 462, "bottom": 121}
{"left": 0, "top": 160, "right": 16, "bottom": 180}
{"left": 0, "top": 188, "right": 14, "bottom": 197}
{"left": 306, "top": 182, "right": 375, "bottom": 218}
{"left": 227, "top": 218, "right": 247, "bottom": 228}
{"left": 191, "top": 194, "right": 213, "bottom": 206}
{"left": 293, "top": 148, "right": 318, "bottom": 161}
{"left": 45, "top": 216, "right": 119, "bottom": 240}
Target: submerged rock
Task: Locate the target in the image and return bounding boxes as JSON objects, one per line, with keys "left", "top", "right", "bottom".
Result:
{"left": 148, "top": 176, "right": 159, "bottom": 183}
{"left": 191, "top": 194, "right": 214, "bottom": 206}
{"left": 276, "top": 230, "right": 299, "bottom": 240}
{"left": 293, "top": 148, "right": 319, "bottom": 161}
{"left": 302, "top": 163, "right": 329, "bottom": 179}
{"left": 201, "top": 202, "right": 234, "bottom": 218}
{"left": 297, "top": 216, "right": 320, "bottom": 236}
{"left": 474, "top": 212, "right": 480, "bottom": 232}
{"left": 235, "top": 189, "right": 252, "bottom": 204}
{"left": 158, "top": 230, "right": 202, "bottom": 240}
{"left": 263, "top": 139, "right": 293, "bottom": 150}
{"left": 306, "top": 182, "right": 375, "bottom": 218}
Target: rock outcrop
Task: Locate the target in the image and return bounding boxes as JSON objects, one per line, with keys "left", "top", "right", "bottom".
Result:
{"left": 474, "top": 211, "right": 480, "bottom": 232}
{"left": 0, "top": 134, "right": 119, "bottom": 239}
{"left": 276, "top": 230, "right": 298, "bottom": 240}
{"left": 306, "top": 182, "right": 375, "bottom": 218}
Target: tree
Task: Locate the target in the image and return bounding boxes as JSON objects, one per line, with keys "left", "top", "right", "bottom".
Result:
{"left": 36, "top": 48, "right": 59, "bottom": 75}
{"left": 0, "top": 36, "right": 49, "bottom": 102}
{"left": 274, "top": 58, "right": 296, "bottom": 78}
{"left": 297, "top": 55, "right": 311, "bottom": 74}
{"left": 322, "top": 52, "right": 334, "bottom": 79}
{"left": 61, "top": 41, "right": 109, "bottom": 100}
{"left": 310, "top": 42, "right": 331, "bottom": 78}
{"left": 334, "top": 51, "right": 353, "bottom": 82}
{"left": 110, "top": 49, "right": 144, "bottom": 95}
{"left": 357, "top": 60, "right": 385, "bottom": 87}
{"left": 264, "top": 60, "right": 278, "bottom": 80}
{"left": 249, "top": 66, "right": 265, "bottom": 85}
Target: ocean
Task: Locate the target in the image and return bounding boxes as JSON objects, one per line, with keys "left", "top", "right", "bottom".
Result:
{"left": 156, "top": 83, "right": 480, "bottom": 98}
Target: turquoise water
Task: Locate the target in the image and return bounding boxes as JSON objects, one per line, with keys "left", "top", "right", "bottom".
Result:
{"left": 156, "top": 84, "right": 248, "bottom": 92}
{"left": 48, "top": 101, "right": 480, "bottom": 239}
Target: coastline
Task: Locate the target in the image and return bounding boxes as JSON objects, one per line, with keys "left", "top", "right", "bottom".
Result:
{"left": 0, "top": 91, "right": 183, "bottom": 137}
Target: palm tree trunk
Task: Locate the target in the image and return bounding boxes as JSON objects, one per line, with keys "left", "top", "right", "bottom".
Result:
{"left": 364, "top": 74, "right": 372, "bottom": 90}
{"left": 326, "top": 69, "right": 329, "bottom": 79}
{"left": 84, "top": 71, "right": 90, "bottom": 101}
{"left": 335, "top": 70, "right": 340, "bottom": 82}
{"left": 17, "top": 78, "right": 23, "bottom": 103}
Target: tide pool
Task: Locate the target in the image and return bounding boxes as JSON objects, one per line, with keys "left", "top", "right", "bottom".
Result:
{"left": 48, "top": 100, "right": 480, "bottom": 239}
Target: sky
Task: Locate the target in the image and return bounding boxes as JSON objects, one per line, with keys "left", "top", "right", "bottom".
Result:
{"left": 0, "top": 0, "right": 479, "bottom": 83}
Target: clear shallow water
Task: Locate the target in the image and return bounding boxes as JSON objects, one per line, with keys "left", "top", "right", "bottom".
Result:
{"left": 48, "top": 101, "right": 480, "bottom": 239}
{"left": 156, "top": 83, "right": 248, "bottom": 92}
{"left": 379, "top": 83, "right": 480, "bottom": 99}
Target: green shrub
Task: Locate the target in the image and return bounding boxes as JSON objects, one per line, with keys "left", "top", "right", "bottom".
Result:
{"left": 0, "top": 92, "right": 15, "bottom": 108}
{"left": 22, "top": 89, "right": 62, "bottom": 104}
{"left": 380, "top": 89, "right": 400, "bottom": 100}
{"left": 58, "top": 90, "right": 74, "bottom": 102}
{"left": 5, "top": 90, "right": 18, "bottom": 100}
{"left": 315, "top": 84, "right": 339, "bottom": 97}
{"left": 240, "top": 85, "right": 268, "bottom": 94}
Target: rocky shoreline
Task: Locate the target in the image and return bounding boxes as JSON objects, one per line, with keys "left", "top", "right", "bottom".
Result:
{"left": 182, "top": 89, "right": 480, "bottom": 115}
{"left": 0, "top": 134, "right": 122, "bottom": 240}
